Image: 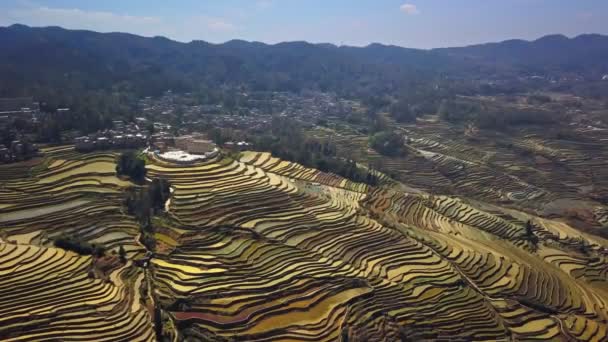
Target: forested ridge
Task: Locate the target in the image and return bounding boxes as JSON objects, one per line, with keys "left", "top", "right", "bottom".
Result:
{"left": 3, "top": 24, "right": 608, "bottom": 101}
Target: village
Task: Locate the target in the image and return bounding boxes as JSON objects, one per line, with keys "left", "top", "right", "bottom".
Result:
{"left": 0, "top": 90, "right": 361, "bottom": 164}
{"left": 139, "top": 90, "right": 361, "bottom": 132}
{"left": 0, "top": 97, "right": 41, "bottom": 163}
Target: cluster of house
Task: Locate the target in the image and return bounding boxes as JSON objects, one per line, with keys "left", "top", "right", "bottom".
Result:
{"left": 149, "top": 132, "right": 174, "bottom": 153}
{"left": 204, "top": 114, "right": 272, "bottom": 133}
{"left": 137, "top": 90, "right": 362, "bottom": 137}
{"left": 0, "top": 97, "right": 41, "bottom": 131}
{"left": 75, "top": 134, "right": 147, "bottom": 152}
{"left": 0, "top": 140, "right": 38, "bottom": 163}
{"left": 0, "top": 97, "right": 39, "bottom": 116}
{"left": 75, "top": 120, "right": 148, "bottom": 152}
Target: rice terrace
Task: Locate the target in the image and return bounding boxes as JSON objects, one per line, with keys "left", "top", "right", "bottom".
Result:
{"left": 2, "top": 8, "right": 608, "bottom": 341}
{"left": 0, "top": 136, "right": 607, "bottom": 340}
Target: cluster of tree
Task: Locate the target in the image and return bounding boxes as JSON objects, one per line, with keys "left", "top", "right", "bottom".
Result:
{"left": 389, "top": 100, "right": 417, "bottom": 123}
{"left": 387, "top": 82, "right": 457, "bottom": 123}
{"left": 124, "top": 178, "right": 170, "bottom": 227}
{"left": 438, "top": 98, "right": 483, "bottom": 123}
{"left": 252, "top": 117, "right": 380, "bottom": 185}
{"left": 369, "top": 131, "right": 408, "bottom": 157}
{"left": 438, "top": 98, "right": 561, "bottom": 130}
{"left": 125, "top": 181, "right": 169, "bottom": 254}
{"left": 1, "top": 90, "right": 138, "bottom": 145}
{"left": 43, "top": 89, "right": 135, "bottom": 134}
{"left": 116, "top": 152, "right": 147, "bottom": 183}
{"left": 54, "top": 234, "right": 106, "bottom": 257}
{"left": 478, "top": 109, "right": 559, "bottom": 129}
{"left": 149, "top": 178, "right": 171, "bottom": 211}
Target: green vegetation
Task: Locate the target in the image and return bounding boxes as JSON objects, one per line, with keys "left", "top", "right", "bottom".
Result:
{"left": 389, "top": 99, "right": 417, "bottom": 123}
{"left": 369, "top": 131, "right": 408, "bottom": 157}
{"left": 125, "top": 187, "right": 151, "bottom": 226}
{"left": 252, "top": 117, "right": 380, "bottom": 185}
{"left": 438, "top": 98, "right": 562, "bottom": 130}
{"left": 53, "top": 234, "right": 106, "bottom": 257}
{"left": 125, "top": 178, "right": 170, "bottom": 225}
{"left": 523, "top": 220, "right": 539, "bottom": 248}
{"left": 117, "top": 151, "right": 147, "bottom": 183}
{"left": 149, "top": 178, "right": 171, "bottom": 211}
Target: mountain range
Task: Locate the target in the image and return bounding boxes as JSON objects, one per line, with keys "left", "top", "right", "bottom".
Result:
{"left": 1, "top": 24, "right": 608, "bottom": 99}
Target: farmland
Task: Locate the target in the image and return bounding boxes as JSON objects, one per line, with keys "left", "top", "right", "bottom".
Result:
{"left": 0, "top": 142, "right": 606, "bottom": 341}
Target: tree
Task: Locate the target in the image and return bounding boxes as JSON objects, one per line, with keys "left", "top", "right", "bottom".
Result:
{"left": 37, "top": 115, "right": 62, "bottom": 143}
{"left": 146, "top": 122, "right": 156, "bottom": 135}
{"left": 370, "top": 113, "right": 390, "bottom": 133}
{"left": 390, "top": 100, "right": 416, "bottom": 123}
{"left": 117, "top": 152, "right": 147, "bottom": 183}
{"left": 150, "top": 178, "right": 171, "bottom": 211}
{"left": 370, "top": 131, "right": 407, "bottom": 157}
{"left": 575, "top": 237, "right": 591, "bottom": 255}
{"left": 125, "top": 186, "right": 152, "bottom": 227}
{"left": 524, "top": 220, "right": 539, "bottom": 247}
{"left": 118, "top": 245, "right": 127, "bottom": 263}
{"left": 210, "top": 128, "right": 226, "bottom": 146}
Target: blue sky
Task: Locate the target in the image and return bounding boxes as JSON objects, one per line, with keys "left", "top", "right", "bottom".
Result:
{"left": 0, "top": 0, "right": 607, "bottom": 48}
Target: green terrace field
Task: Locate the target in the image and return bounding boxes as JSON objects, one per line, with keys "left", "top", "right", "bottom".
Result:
{"left": 0, "top": 147, "right": 607, "bottom": 341}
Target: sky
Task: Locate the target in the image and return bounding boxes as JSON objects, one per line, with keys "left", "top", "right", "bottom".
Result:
{"left": 0, "top": 0, "right": 607, "bottom": 49}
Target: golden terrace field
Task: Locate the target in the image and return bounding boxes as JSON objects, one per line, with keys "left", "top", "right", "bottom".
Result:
{"left": 0, "top": 146, "right": 607, "bottom": 341}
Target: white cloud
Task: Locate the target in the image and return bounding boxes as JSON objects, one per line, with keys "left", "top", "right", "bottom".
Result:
{"left": 6, "top": 5, "right": 162, "bottom": 35}
{"left": 400, "top": 3, "right": 420, "bottom": 15}
{"left": 0, "top": 2, "right": 237, "bottom": 42}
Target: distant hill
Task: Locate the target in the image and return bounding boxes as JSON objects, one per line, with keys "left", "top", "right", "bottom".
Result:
{"left": 436, "top": 34, "right": 608, "bottom": 77}
{"left": 0, "top": 24, "right": 436, "bottom": 99}
{"left": 1, "top": 24, "right": 608, "bottom": 100}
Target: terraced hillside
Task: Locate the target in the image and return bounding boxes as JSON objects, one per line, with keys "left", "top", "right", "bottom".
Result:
{"left": 311, "top": 115, "right": 608, "bottom": 239}
{"left": 148, "top": 151, "right": 607, "bottom": 341}
{"left": 0, "top": 147, "right": 145, "bottom": 256}
{"left": 0, "top": 146, "right": 154, "bottom": 341}
{"left": 0, "top": 147, "right": 607, "bottom": 341}
{"left": 0, "top": 243, "right": 154, "bottom": 341}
